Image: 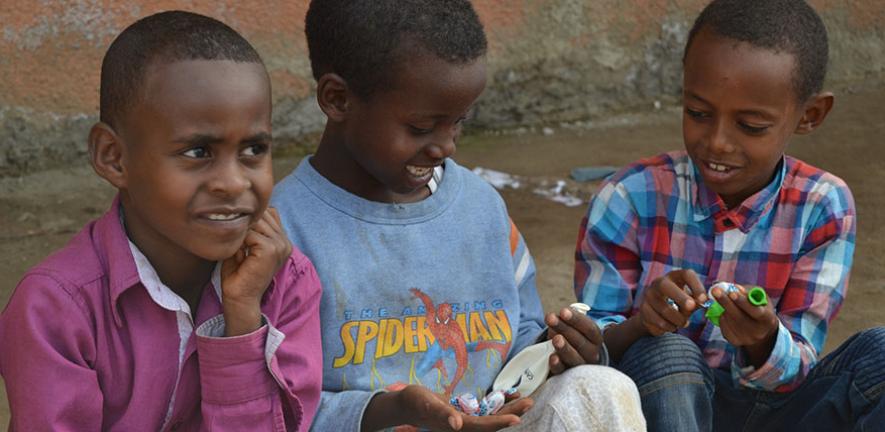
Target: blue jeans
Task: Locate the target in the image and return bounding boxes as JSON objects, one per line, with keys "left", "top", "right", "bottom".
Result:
{"left": 615, "top": 327, "right": 885, "bottom": 432}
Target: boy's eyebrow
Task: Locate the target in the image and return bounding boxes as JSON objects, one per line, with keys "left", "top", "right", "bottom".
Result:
{"left": 409, "top": 106, "right": 476, "bottom": 120}
{"left": 241, "top": 132, "right": 272, "bottom": 144}
{"left": 735, "top": 109, "right": 778, "bottom": 121}
{"left": 684, "top": 91, "right": 711, "bottom": 106}
{"left": 174, "top": 133, "right": 225, "bottom": 146}
{"left": 173, "top": 132, "right": 272, "bottom": 146}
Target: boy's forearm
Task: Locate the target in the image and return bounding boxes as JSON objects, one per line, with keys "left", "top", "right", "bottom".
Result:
{"left": 361, "top": 391, "right": 405, "bottom": 432}
{"left": 603, "top": 315, "right": 649, "bottom": 363}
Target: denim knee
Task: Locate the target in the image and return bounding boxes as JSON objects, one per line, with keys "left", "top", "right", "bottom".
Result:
{"left": 818, "top": 326, "right": 885, "bottom": 400}
{"left": 617, "top": 333, "right": 713, "bottom": 393}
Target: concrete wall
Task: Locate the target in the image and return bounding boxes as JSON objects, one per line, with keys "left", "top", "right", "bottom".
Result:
{"left": 2, "top": 0, "right": 884, "bottom": 176}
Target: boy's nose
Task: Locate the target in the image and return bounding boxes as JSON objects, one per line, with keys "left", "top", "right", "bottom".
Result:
{"left": 707, "top": 120, "right": 735, "bottom": 154}
{"left": 207, "top": 161, "right": 251, "bottom": 197}
{"left": 425, "top": 129, "right": 458, "bottom": 160}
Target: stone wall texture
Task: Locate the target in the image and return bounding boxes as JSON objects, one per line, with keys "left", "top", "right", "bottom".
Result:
{"left": 2, "top": 0, "right": 884, "bottom": 176}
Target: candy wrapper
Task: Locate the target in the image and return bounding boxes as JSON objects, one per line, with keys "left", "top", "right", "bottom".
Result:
{"left": 449, "top": 387, "right": 518, "bottom": 416}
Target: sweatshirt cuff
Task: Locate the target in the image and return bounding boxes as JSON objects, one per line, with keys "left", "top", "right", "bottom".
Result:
{"left": 196, "top": 314, "right": 277, "bottom": 404}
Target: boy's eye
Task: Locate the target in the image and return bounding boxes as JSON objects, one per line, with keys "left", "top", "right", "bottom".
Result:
{"left": 241, "top": 143, "right": 269, "bottom": 157}
{"left": 182, "top": 147, "right": 210, "bottom": 158}
{"left": 408, "top": 124, "right": 434, "bottom": 135}
{"left": 738, "top": 122, "right": 770, "bottom": 134}
{"left": 685, "top": 108, "right": 709, "bottom": 119}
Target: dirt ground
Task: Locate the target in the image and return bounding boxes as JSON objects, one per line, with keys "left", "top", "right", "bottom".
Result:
{"left": 1, "top": 84, "right": 883, "bottom": 423}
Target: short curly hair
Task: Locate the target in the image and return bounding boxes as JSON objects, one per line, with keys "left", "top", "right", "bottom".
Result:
{"left": 100, "top": 11, "right": 264, "bottom": 129}
{"left": 305, "top": 0, "right": 487, "bottom": 99}
{"left": 685, "top": 0, "right": 829, "bottom": 102}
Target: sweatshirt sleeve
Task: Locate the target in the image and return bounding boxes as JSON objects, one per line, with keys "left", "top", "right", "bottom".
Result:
{"left": 308, "top": 389, "right": 385, "bottom": 432}
{"left": 0, "top": 273, "right": 104, "bottom": 431}
{"left": 196, "top": 255, "right": 324, "bottom": 431}
{"left": 508, "top": 219, "right": 546, "bottom": 357}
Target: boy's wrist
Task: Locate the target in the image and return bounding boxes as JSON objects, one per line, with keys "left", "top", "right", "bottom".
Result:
{"left": 222, "top": 298, "right": 262, "bottom": 337}
{"left": 742, "top": 325, "right": 778, "bottom": 368}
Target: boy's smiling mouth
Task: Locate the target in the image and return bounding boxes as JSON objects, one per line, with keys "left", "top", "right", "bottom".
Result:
{"left": 206, "top": 213, "right": 246, "bottom": 221}
{"left": 699, "top": 159, "right": 741, "bottom": 184}
{"left": 706, "top": 162, "right": 733, "bottom": 173}
{"left": 195, "top": 207, "right": 253, "bottom": 226}
{"left": 406, "top": 165, "right": 434, "bottom": 177}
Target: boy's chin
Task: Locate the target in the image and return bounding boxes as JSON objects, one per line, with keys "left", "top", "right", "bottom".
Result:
{"left": 189, "top": 239, "right": 248, "bottom": 263}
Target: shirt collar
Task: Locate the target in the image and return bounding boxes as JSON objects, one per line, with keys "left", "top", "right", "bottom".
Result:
{"left": 127, "top": 239, "right": 223, "bottom": 318}
{"left": 96, "top": 196, "right": 222, "bottom": 326}
{"left": 691, "top": 157, "right": 786, "bottom": 233}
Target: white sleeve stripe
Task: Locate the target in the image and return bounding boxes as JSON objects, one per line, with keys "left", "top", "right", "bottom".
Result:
{"left": 515, "top": 250, "right": 531, "bottom": 285}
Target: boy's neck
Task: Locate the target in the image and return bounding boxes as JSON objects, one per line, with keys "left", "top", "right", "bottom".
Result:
{"left": 119, "top": 201, "right": 214, "bottom": 304}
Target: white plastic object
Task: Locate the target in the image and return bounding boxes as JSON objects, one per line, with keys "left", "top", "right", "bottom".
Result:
{"left": 491, "top": 303, "right": 591, "bottom": 396}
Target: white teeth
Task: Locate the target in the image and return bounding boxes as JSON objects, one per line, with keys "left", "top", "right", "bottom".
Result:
{"left": 406, "top": 165, "right": 432, "bottom": 177}
{"left": 707, "top": 162, "right": 729, "bottom": 172}
{"left": 206, "top": 213, "right": 241, "bottom": 221}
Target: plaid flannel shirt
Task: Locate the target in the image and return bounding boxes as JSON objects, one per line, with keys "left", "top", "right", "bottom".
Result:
{"left": 575, "top": 151, "right": 855, "bottom": 392}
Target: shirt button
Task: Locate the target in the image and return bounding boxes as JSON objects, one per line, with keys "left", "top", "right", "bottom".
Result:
{"left": 170, "top": 421, "right": 183, "bottom": 431}
{"left": 723, "top": 219, "right": 734, "bottom": 227}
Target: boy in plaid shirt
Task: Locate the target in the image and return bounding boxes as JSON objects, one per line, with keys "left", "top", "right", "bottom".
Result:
{"left": 575, "top": 0, "right": 884, "bottom": 430}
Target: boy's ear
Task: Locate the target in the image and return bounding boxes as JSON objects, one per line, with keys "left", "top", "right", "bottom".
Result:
{"left": 316, "top": 73, "right": 350, "bottom": 122}
{"left": 88, "top": 122, "right": 128, "bottom": 189}
{"left": 794, "top": 92, "right": 834, "bottom": 135}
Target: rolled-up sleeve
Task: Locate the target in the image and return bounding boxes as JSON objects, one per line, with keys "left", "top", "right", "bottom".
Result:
{"left": 196, "top": 255, "right": 324, "bottom": 431}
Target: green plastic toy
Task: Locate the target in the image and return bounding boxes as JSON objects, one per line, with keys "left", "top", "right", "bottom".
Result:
{"left": 704, "top": 284, "right": 768, "bottom": 326}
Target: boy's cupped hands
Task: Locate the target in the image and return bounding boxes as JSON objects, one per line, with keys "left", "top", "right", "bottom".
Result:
{"left": 365, "top": 384, "right": 533, "bottom": 431}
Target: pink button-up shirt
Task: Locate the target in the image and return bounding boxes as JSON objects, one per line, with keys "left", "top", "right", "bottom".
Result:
{"left": 0, "top": 199, "right": 323, "bottom": 431}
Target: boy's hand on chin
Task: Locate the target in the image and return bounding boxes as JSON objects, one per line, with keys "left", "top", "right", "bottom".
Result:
{"left": 712, "top": 284, "right": 779, "bottom": 367}
{"left": 221, "top": 207, "right": 292, "bottom": 336}
{"left": 545, "top": 307, "right": 604, "bottom": 373}
{"left": 638, "top": 269, "right": 707, "bottom": 336}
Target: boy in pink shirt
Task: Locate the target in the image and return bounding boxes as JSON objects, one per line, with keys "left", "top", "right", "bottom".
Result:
{"left": 0, "top": 11, "right": 322, "bottom": 431}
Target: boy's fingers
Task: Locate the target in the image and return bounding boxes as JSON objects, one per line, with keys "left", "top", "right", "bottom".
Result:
{"left": 495, "top": 397, "right": 533, "bottom": 416}
{"left": 551, "top": 333, "right": 593, "bottom": 366}
{"left": 448, "top": 412, "right": 463, "bottom": 431}
{"left": 732, "top": 293, "right": 768, "bottom": 321}
{"left": 427, "top": 394, "right": 463, "bottom": 431}
{"left": 248, "top": 218, "right": 277, "bottom": 240}
{"left": 712, "top": 287, "right": 748, "bottom": 322}
{"left": 678, "top": 269, "right": 708, "bottom": 304}
{"left": 653, "top": 282, "right": 691, "bottom": 327}
{"left": 548, "top": 313, "right": 601, "bottom": 364}
{"left": 641, "top": 305, "right": 676, "bottom": 334}
{"left": 264, "top": 207, "right": 285, "bottom": 234}
{"left": 461, "top": 414, "right": 521, "bottom": 432}
{"left": 268, "top": 206, "right": 282, "bottom": 225}
{"left": 658, "top": 277, "right": 696, "bottom": 316}
{"left": 557, "top": 308, "right": 603, "bottom": 345}
{"left": 548, "top": 353, "right": 566, "bottom": 375}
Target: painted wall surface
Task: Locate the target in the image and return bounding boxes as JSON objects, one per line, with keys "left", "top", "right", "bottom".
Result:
{"left": 1, "top": 0, "right": 884, "bottom": 176}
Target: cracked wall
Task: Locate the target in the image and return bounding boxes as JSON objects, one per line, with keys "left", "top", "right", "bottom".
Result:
{"left": 1, "top": 0, "right": 883, "bottom": 176}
